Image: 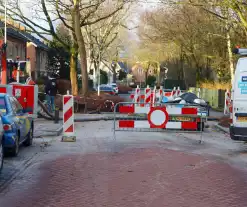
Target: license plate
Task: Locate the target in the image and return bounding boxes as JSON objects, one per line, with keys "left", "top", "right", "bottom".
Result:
{"left": 237, "top": 117, "right": 247, "bottom": 122}
{"left": 171, "top": 117, "right": 193, "bottom": 122}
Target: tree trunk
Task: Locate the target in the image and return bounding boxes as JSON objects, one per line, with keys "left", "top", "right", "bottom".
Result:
{"left": 156, "top": 64, "right": 160, "bottom": 87}
{"left": 70, "top": 51, "right": 78, "bottom": 96}
{"left": 112, "top": 67, "right": 117, "bottom": 83}
{"left": 74, "top": 2, "right": 89, "bottom": 96}
{"left": 226, "top": 21, "right": 234, "bottom": 84}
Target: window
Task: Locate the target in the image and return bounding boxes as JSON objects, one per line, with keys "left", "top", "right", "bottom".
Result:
{"left": 12, "top": 97, "right": 23, "bottom": 112}
{"left": 0, "top": 97, "right": 7, "bottom": 115}
{"left": 9, "top": 97, "right": 23, "bottom": 114}
{"left": 9, "top": 97, "right": 17, "bottom": 114}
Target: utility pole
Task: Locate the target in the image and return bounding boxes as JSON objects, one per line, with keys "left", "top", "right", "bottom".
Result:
{"left": 97, "top": 28, "right": 102, "bottom": 96}
{"left": 1, "top": 0, "right": 7, "bottom": 84}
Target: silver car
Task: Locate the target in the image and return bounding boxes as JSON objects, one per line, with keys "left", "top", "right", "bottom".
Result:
{"left": 110, "top": 83, "right": 119, "bottom": 94}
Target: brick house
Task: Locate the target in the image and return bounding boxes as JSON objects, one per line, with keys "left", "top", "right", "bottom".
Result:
{"left": 0, "top": 21, "right": 27, "bottom": 61}
{"left": 0, "top": 19, "right": 49, "bottom": 80}
{"left": 131, "top": 62, "right": 155, "bottom": 84}
{"left": 21, "top": 32, "right": 49, "bottom": 80}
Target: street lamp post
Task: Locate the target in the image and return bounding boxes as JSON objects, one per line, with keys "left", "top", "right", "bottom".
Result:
{"left": 97, "top": 28, "right": 102, "bottom": 96}
{"left": 1, "top": 0, "right": 7, "bottom": 84}
{"left": 4, "top": 0, "right": 7, "bottom": 44}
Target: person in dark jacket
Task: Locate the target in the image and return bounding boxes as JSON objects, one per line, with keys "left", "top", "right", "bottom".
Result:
{"left": 45, "top": 75, "right": 57, "bottom": 113}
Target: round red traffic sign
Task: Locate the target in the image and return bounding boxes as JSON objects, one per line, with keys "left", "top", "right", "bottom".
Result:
{"left": 147, "top": 107, "right": 169, "bottom": 128}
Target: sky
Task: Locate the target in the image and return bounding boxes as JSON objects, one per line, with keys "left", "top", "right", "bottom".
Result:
{"left": 4, "top": 0, "right": 160, "bottom": 54}
{"left": 127, "top": 1, "right": 159, "bottom": 40}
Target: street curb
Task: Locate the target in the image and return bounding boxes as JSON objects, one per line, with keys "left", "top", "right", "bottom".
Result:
{"left": 55, "top": 125, "right": 63, "bottom": 136}
{"left": 207, "top": 117, "right": 220, "bottom": 121}
{"left": 214, "top": 124, "right": 229, "bottom": 133}
{"left": 34, "top": 125, "right": 63, "bottom": 138}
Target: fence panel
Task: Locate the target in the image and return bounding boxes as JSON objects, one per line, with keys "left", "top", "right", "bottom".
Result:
{"left": 113, "top": 102, "right": 208, "bottom": 142}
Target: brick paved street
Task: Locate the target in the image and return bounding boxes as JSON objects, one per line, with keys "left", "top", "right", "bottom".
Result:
{"left": 1, "top": 147, "right": 247, "bottom": 207}
{"left": 0, "top": 121, "right": 247, "bottom": 207}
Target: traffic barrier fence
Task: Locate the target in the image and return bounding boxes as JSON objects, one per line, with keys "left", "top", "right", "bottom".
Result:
{"left": 113, "top": 102, "right": 208, "bottom": 141}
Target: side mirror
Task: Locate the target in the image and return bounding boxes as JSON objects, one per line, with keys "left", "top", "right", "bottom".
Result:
{"left": 23, "top": 107, "right": 32, "bottom": 113}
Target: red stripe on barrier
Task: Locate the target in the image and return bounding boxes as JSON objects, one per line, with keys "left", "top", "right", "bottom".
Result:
{"left": 0, "top": 87, "right": 6, "bottom": 93}
{"left": 140, "top": 95, "right": 145, "bottom": 99}
{"left": 196, "top": 118, "right": 202, "bottom": 122}
{"left": 119, "top": 105, "right": 134, "bottom": 113}
{"left": 64, "top": 96, "right": 72, "bottom": 105}
{"left": 65, "top": 124, "right": 74, "bottom": 132}
{"left": 64, "top": 107, "right": 73, "bottom": 123}
{"left": 181, "top": 122, "right": 197, "bottom": 130}
{"left": 146, "top": 97, "right": 151, "bottom": 103}
{"left": 119, "top": 120, "right": 134, "bottom": 128}
{"left": 182, "top": 108, "right": 197, "bottom": 115}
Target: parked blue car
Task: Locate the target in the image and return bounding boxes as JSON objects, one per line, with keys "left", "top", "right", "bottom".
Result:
{"left": 0, "top": 94, "right": 34, "bottom": 156}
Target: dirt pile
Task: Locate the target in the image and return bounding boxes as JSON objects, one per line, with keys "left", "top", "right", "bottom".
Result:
{"left": 218, "top": 116, "right": 230, "bottom": 128}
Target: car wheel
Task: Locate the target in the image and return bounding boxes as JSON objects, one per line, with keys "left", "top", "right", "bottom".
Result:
{"left": 0, "top": 141, "right": 3, "bottom": 173}
{"left": 10, "top": 134, "right": 19, "bottom": 157}
{"left": 24, "top": 123, "right": 33, "bottom": 147}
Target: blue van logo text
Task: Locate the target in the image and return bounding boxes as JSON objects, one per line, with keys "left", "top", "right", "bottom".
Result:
{"left": 242, "top": 76, "right": 247, "bottom": 82}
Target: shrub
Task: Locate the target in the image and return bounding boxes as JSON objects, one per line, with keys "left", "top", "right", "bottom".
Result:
{"left": 199, "top": 81, "right": 231, "bottom": 90}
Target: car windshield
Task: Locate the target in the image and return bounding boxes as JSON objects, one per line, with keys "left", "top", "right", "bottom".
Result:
{"left": 0, "top": 97, "right": 7, "bottom": 114}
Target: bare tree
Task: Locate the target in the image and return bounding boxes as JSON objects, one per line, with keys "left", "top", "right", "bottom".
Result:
{"left": 3, "top": 0, "right": 132, "bottom": 95}
{"left": 85, "top": 6, "right": 131, "bottom": 85}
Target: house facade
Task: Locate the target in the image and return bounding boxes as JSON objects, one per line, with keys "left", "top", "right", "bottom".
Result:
{"left": 0, "top": 20, "right": 49, "bottom": 80}
{"left": 23, "top": 32, "right": 49, "bottom": 80}
{"left": 131, "top": 62, "right": 156, "bottom": 84}
{"left": 87, "top": 58, "right": 128, "bottom": 86}
{"left": 0, "top": 21, "right": 27, "bottom": 61}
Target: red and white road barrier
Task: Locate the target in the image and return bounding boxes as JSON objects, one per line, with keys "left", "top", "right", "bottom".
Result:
{"left": 176, "top": 87, "right": 181, "bottom": 97}
{"left": 119, "top": 105, "right": 202, "bottom": 130}
{"left": 145, "top": 85, "right": 151, "bottom": 105}
{"left": 152, "top": 86, "right": 156, "bottom": 106}
{"left": 157, "top": 86, "right": 163, "bottom": 103}
{"left": 62, "top": 93, "right": 76, "bottom": 141}
{"left": 129, "top": 86, "right": 183, "bottom": 105}
{"left": 224, "top": 89, "right": 231, "bottom": 115}
{"left": 171, "top": 87, "right": 176, "bottom": 97}
{"left": 134, "top": 86, "right": 140, "bottom": 104}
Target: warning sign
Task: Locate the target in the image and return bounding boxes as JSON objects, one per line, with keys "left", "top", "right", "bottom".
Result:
{"left": 15, "top": 89, "right": 21, "bottom": 97}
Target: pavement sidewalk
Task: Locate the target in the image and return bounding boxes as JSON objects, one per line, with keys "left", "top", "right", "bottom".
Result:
{"left": 34, "top": 118, "right": 63, "bottom": 138}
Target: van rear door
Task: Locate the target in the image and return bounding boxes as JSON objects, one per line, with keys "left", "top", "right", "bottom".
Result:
{"left": 233, "top": 57, "right": 247, "bottom": 128}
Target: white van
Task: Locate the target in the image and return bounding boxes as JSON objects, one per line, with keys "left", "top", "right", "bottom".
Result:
{"left": 230, "top": 48, "right": 247, "bottom": 141}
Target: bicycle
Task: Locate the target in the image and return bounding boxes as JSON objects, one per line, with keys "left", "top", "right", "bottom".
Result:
{"left": 103, "top": 100, "right": 115, "bottom": 112}
{"left": 38, "top": 99, "right": 53, "bottom": 118}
